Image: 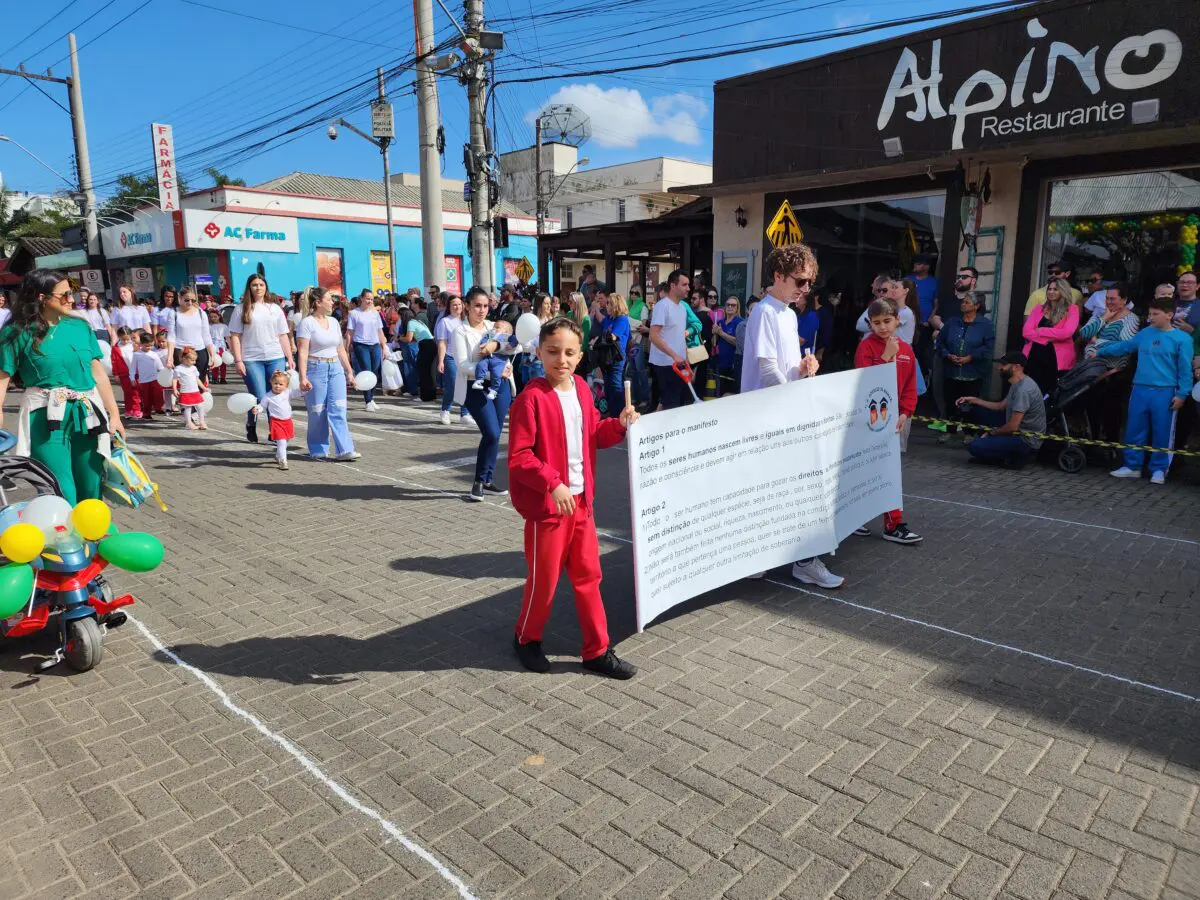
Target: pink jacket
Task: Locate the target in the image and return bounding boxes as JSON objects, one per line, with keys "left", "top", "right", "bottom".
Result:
{"left": 1022, "top": 303, "right": 1079, "bottom": 371}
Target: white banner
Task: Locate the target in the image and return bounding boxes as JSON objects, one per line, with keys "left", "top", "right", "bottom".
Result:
{"left": 182, "top": 209, "right": 300, "bottom": 254}
{"left": 627, "top": 366, "right": 904, "bottom": 631}
{"left": 150, "top": 123, "right": 180, "bottom": 211}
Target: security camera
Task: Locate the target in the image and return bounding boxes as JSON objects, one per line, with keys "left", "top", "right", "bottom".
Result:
{"left": 327, "top": 125, "right": 338, "bottom": 140}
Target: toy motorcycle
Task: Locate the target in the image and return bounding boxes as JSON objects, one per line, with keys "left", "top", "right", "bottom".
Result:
{"left": 0, "top": 431, "right": 139, "bottom": 673}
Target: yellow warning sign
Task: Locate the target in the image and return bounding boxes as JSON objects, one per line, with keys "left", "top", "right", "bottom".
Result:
{"left": 765, "top": 199, "right": 804, "bottom": 249}
{"left": 515, "top": 256, "right": 534, "bottom": 282}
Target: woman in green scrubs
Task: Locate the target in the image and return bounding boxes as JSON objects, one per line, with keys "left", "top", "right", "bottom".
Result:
{"left": 0, "top": 269, "right": 124, "bottom": 504}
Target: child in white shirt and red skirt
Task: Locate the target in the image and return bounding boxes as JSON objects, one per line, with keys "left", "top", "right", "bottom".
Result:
{"left": 172, "top": 348, "right": 209, "bottom": 430}
{"left": 253, "top": 370, "right": 302, "bottom": 470}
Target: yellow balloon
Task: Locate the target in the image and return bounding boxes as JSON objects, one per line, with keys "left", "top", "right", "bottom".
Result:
{"left": 0, "top": 523, "right": 46, "bottom": 564}
{"left": 71, "top": 499, "right": 112, "bottom": 542}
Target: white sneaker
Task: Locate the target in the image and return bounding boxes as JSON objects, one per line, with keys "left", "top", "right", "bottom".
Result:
{"left": 365, "top": 401, "right": 380, "bottom": 412}
{"left": 1110, "top": 467, "right": 1140, "bottom": 479}
{"left": 335, "top": 451, "right": 361, "bottom": 461}
{"left": 791, "top": 558, "right": 844, "bottom": 589}
{"left": 1150, "top": 470, "right": 1166, "bottom": 485}
{"left": 439, "top": 411, "right": 451, "bottom": 425}
{"left": 460, "top": 414, "right": 476, "bottom": 427}
{"left": 277, "top": 459, "right": 288, "bottom": 471}
{"left": 746, "top": 572, "right": 765, "bottom": 580}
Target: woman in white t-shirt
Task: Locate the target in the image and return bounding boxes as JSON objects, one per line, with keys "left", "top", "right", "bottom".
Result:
{"left": 296, "top": 286, "right": 359, "bottom": 461}
{"left": 84, "top": 294, "right": 116, "bottom": 345}
{"left": 166, "top": 287, "right": 218, "bottom": 381}
{"left": 435, "top": 293, "right": 471, "bottom": 426}
{"left": 452, "top": 287, "right": 514, "bottom": 499}
{"left": 228, "top": 273, "right": 294, "bottom": 442}
{"left": 111, "top": 284, "right": 151, "bottom": 336}
{"left": 344, "top": 293, "right": 388, "bottom": 411}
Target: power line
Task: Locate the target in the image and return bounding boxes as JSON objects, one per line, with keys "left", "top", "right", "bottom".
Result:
{"left": 0, "top": 0, "right": 87, "bottom": 59}
{"left": 178, "top": 0, "right": 415, "bottom": 52}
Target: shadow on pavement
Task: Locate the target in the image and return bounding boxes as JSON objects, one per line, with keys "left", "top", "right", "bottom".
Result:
{"left": 243, "top": 482, "right": 453, "bottom": 502}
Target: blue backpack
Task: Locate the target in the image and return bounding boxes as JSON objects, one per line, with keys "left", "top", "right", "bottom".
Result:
{"left": 103, "top": 435, "right": 167, "bottom": 511}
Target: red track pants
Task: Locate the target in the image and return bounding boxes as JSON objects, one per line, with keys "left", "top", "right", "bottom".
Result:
{"left": 515, "top": 502, "right": 609, "bottom": 661}
{"left": 136, "top": 382, "right": 164, "bottom": 416}
{"left": 119, "top": 376, "right": 141, "bottom": 418}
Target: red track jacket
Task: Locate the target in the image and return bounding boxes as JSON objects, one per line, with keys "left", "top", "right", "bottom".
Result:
{"left": 854, "top": 332, "right": 918, "bottom": 417}
{"left": 508, "top": 375, "right": 628, "bottom": 522}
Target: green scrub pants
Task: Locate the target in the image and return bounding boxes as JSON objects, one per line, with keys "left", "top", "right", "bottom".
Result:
{"left": 27, "top": 405, "right": 104, "bottom": 505}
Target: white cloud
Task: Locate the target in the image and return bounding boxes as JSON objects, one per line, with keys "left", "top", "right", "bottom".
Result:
{"left": 532, "top": 84, "right": 707, "bottom": 148}
{"left": 834, "top": 11, "right": 871, "bottom": 28}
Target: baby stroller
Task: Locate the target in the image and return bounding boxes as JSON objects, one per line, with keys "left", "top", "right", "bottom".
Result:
{"left": 0, "top": 432, "right": 134, "bottom": 672}
{"left": 1043, "top": 358, "right": 1110, "bottom": 473}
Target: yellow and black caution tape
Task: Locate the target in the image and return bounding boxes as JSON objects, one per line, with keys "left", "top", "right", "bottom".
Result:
{"left": 913, "top": 415, "right": 1200, "bottom": 459}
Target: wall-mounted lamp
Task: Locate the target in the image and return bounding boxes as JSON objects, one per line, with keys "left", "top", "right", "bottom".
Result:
{"left": 734, "top": 205, "right": 747, "bottom": 228}
{"left": 882, "top": 136, "right": 903, "bottom": 159}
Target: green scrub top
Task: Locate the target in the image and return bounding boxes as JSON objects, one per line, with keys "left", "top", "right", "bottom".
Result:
{"left": 0, "top": 316, "right": 102, "bottom": 390}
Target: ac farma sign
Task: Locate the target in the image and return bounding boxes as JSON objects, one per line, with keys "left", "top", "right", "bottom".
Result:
{"left": 183, "top": 210, "right": 300, "bottom": 253}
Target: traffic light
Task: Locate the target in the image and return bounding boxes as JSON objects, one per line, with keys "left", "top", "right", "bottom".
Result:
{"left": 493, "top": 216, "right": 509, "bottom": 249}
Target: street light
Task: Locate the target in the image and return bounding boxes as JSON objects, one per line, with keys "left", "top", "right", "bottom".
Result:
{"left": 549, "top": 158, "right": 590, "bottom": 210}
{"left": 327, "top": 116, "right": 397, "bottom": 293}
{"left": 0, "top": 134, "right": 76, "bottom": 188}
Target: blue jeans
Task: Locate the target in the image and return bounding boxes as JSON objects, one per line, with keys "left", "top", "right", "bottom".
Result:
{"left": 441, "top": 354, "right": 458, "bottom": 413}
{"left": 350, "top": 342, "right": 382, "bottom": 403}
{"left": 401, "top": 343, "right": 419, "bottom": 397}
{"left": 965, "top": 407, "right": 1037, "bottom": 466}
{"left": 242, "top": 357, "right": 288, "bottom": 431}
{"left": 304, "top": 359, "right": 354, "bottom": 457}
{"left": 629, "top": 346, "right": 649, "bottom": 405}
{"left": 603, "top": 361, "right": 626, "bottom": 418}
{"left": 463, "top": 380, "right": 512, "bottom": 485}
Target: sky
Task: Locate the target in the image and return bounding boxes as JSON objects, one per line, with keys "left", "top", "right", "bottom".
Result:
{"left": 0, "top": 0, "right": 999, "bottom": 205}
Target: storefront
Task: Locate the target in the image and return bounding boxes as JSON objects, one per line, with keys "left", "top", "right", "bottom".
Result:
{"left": 99, "top": 175, "right": 538, "bottom": 300}
{"left": 696, "top": 0, "right": 1199, "bottom": 360}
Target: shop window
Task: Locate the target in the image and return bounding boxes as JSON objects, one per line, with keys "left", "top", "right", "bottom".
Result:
{"left": 1042, "top": 168, "right": 1200, "bottom": 307}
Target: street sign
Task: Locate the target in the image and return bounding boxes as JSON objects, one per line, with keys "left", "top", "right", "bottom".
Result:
{"left": 131, "top": 267, "right": 155, "bottom": 294}
{"left": 81, "top": 269, "right": 104, "bottom": 291}
{"left": 371, "top": 101, "right": 394, "bottom": 140}
{"left": 515, "top": 256, "right": 534, "bottom": 282}
{"left": 766, "top": 199, "right": 803, "bottom": 248}
{"left": 194, "top": 274, "right": 213, "bottom": 286}
{"left": 463, "top": 182, "right": 472, "bottom": 202}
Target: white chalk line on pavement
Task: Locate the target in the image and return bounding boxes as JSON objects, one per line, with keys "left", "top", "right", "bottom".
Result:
{"left": 903, "top": 493, "right": 1200, "bottom": 547}
{"left": 127, "top": 616, "right": 480, "bottom": 900}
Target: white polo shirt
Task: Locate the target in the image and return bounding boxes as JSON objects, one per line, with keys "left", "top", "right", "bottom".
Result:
{"left": 648, "top": 297, "right": 688, "bottom": 366}
{"left": 741, "top": 293, "right": 801, "bottom": 392}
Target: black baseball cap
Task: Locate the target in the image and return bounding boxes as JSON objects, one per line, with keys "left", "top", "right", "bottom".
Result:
{"left": 998, "top": 350, "right": 1028, "bottom": 366}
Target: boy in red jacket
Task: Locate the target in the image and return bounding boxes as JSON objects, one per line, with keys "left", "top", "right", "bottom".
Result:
{"left": 508, "top": 317, "right": 640, "bottom": 679}
{"left": 111, "top": 327, "right": 141, "bottom": 419}
{"left": 853, "top": 298, "right": 923, "bottom": 544}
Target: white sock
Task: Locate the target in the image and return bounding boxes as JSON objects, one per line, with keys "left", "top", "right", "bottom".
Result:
{"left": 275, "top": 439, "right": 287, "bottom": 462}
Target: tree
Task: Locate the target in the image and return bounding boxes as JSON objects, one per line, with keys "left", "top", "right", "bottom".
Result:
{"left": 0, "top": 188, "right": 78, "bottom": 257}
{"left": 97, "top": 171, "right": 188, "bottom": 221}
{"left": 204, "top": 167, "right": 246, "bottom": 187}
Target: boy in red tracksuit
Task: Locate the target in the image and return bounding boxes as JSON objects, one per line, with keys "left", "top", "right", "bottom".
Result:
{"left": 508, "top": 317, "right": 640, "bottom": 679}
{"left": 853, "top": 298, "right": 923, "bottom": 545}
{"left": 111, "top": 327, "right": 141, "bottom": 419}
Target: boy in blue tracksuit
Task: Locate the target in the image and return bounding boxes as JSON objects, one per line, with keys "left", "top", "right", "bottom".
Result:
{"left": 1097, "top": 295, "right": 1194, "bottom": 484}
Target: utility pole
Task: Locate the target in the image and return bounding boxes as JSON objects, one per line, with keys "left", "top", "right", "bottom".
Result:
{"left": 67, "top": 34, "right": 99, "bottom": 257}
{"left": 534, "top": 116, "right": 544, "bottom": 237}
{"left": 463, "top": 0, "right": 494, "bottom": 293}
{"left": 375, "top": 68, "right": 397, "bottom": 294}
{"left": 1, "top": 34, "right": 99, "bottom": 257}
{"left": 414, "top": 0, "right": 445, "bottom": 296}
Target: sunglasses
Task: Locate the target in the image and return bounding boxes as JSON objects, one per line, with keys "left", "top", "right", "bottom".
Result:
{"left": 955, "top": 274, "right": 973, "bottom": 280}
{"left": 873, "top": 287, "right": 889, "bottom": 295}
{"left": 725, "top": 303, "right": 738, "bottom": 308}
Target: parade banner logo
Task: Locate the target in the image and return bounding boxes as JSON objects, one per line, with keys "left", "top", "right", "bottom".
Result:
{"left": 627, "top": 366, "right": 903, "bottom": 631}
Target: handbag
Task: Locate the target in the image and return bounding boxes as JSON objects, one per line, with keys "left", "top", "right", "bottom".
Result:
{"left": 686, "top": 344, "right": 709, "bottom": 365}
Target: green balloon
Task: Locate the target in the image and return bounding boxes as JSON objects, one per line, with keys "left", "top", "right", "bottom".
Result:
{"left": 98, "top": 532, "right": 164, "bottom": 573}
{"left": 0, "top": 562, "right": 35, "bottom": 619}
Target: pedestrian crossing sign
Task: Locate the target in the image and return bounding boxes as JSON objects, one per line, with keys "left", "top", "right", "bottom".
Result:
{"left": 515, "top": 256, "right": 534, "bottom": 282}
{"left": 766, "top": 200, "right": 803, "bottom": 248}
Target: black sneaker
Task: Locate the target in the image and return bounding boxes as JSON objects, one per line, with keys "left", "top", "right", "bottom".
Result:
{"left": 581, "top": 648, "right": 637, "bottom": 680}
{"left": 481, "top": 482, "right": 508, "bottom": 496}
{"left": 853, "top": 526, "right": 871, "bottom": 537}
{"left": 246, "top": 423, "right": 258, "bottom": 443}
{"left": 467, "top": 481, "right": 484, "bottom": 502}
{"left": 882, "top": 523, "right": 923, "bottom": 545}
{"left": 513, "top": 636, "right": 550, "bottom": 673}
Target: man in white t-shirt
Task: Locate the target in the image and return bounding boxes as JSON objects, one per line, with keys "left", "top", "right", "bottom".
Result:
{"left": 741, "top": 242, "right": 843, "bottom": 590}
{"left": 648, "top": 270, "right": 691, "bottom": 409}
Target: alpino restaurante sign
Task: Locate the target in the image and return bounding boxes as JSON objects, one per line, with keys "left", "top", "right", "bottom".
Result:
{"left": 877, "top": 17, "right": 1183, "bottom": 150}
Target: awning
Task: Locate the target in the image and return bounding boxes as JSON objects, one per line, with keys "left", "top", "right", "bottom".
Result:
{"left": 34, "top": 249, "right": 88, "bottom": 269}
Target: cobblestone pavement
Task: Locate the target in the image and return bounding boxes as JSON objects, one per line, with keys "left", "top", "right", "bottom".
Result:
{"left": 2, "top": 388, "right": 1198, "bottom": 900}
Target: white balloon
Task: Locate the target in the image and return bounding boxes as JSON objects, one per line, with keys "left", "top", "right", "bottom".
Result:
{"left": 227, "top": 392, "right": 258, "bottom": 415}
{"left": 19, "top": 495, "right": 73, "bottom": 539}
{"left": 515, "top": 313, "right": 541, "bottom": 347}
{"left": 200, "top": 391, "right": 214, "bottom": 414}
{"left": 97, "top": 340, "right": 111, "bottom": 359}
{"left": 288, "top": 369, "right": 300, "bottom": 391}
{"left": 354, "top": 371, "right": 378, "bottom": 392}
{"left": 156, "top": 368, "right": 175, "bottom": 387}
{"left": 221, "top": 350, "right": 235, "bottom": 366}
